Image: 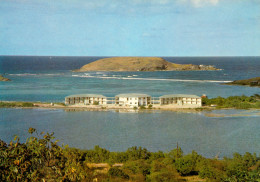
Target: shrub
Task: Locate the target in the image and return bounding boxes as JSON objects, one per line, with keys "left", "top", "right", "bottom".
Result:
{"left": 108, "top": 167, "right": 129, "bottom": 179}
{"left": 123, "top": 160, "right": 150, "bottom": 176}
{"left": 93, "top": 101, "right": 99, "bottom": 105}
{"left": 175, "top": 156, "right": 195, "bottom": 176}
{"left": 22, "top": 102, "right": 34, "bottom": 107}
{"left": 139, "top": 105, "right": 146, "bottom": 109}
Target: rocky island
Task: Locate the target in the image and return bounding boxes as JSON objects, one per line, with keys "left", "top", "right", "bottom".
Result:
{"left": 0, "top": 75, "right": 11, "bottom": 81}
{"left": 74, "top": 57, "right": 219, "bottom": 72}
{"left": 224, "top": 77, "right": 260, "bottom": 87}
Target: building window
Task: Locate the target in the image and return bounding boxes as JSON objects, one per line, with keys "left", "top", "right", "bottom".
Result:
{"left": 130, "top": 102, "right": 132, "bottom": 104}
{"left": 135, "top": 102, "right": 137, "bottom": 104}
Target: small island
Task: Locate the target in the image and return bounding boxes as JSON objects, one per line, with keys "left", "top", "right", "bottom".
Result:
{"left": 224, "top": 77, "right": 260, "bottom": 87}
{"left": 0, "top": 75, "right": 11, "bottom": 81}
{"left": 74, "top": 57, "right": 219, "bottom": 72}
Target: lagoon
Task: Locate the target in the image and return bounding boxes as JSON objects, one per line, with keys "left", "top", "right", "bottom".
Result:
{"left": 0, "top": 108, "right": 259, "bottom": 158}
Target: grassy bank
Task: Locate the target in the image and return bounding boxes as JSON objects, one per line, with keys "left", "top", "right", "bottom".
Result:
{"left": 202, "top": 94, "right": 260, "bottom": 109}
{"left": 0, "top": 128, "right": 259, "bottom": 181}
{"left": 1, "top": 94, "right": 260, "bottom": 110}
{"left": 0, "top": 101, "right": 35, "bottom": 108}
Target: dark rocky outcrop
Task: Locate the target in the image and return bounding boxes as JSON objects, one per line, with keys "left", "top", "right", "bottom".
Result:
{"left": 0, "top": 75, "right": 11, "bottom": 81}
{"left": 224, "top": 77, "right": 260, "bottom": 87}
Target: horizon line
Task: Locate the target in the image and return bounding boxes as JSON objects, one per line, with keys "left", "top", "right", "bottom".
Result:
{"left": 1, "top": 55, "right": 260, "bottom": 58}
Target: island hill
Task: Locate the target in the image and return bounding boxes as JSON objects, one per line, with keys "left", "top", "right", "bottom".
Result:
{"left": 0, "top": 75, "right": 11, "bottom": 81}
{"left": 224, "top": 77, "right": 260, "bottom": 87}
{"left": 74, "top": 57, "right": 219, "bottom": 72}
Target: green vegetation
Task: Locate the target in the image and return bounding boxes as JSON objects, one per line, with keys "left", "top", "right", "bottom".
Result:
{"left": 225, "top": 77, "right": 260, "bottom": 87}
{"left": 93, "top": 101, "right": 99, "bottom": 105}
{"left": 1, "top": 128, "right": 259, "bottom": 181}
{"left": 0, "top": 75, "right": 11, "bottom": 81}
{"left": 139, "top": 105, "right": 146, "bottom": 109}
{"left": 202, "top": 94, "right": 260, "bottom": 109}
{"left": 56, "top": 102, "right": 66, "bottom": 106}
{"left": 0, "top": 101, "right": 35, "bottom": 108}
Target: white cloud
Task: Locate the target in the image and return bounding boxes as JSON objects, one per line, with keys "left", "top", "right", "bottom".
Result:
{"left": 179, "top": 0, "right": 219, "bottom": 7}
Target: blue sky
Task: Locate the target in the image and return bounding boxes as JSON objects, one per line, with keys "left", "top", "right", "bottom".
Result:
{"left": 0, "top": 0, "right": 259, "bottom": 56}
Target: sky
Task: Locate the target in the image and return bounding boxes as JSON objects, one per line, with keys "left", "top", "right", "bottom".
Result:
{"left": 0, "top": 0, "right": 259, "bottom": 56}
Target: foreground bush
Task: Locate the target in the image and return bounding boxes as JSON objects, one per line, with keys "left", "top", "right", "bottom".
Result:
{"left": 0, "top": 128, "right": 259, "bottom": 181}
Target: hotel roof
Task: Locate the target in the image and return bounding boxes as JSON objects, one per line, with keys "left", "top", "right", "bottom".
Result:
{"left": 159, "top": 94, "right": 201, "bottom": 98}
{"left": 65, "top": 94, "right": 106, "bottom": 98}
{"left": 115, "top": 93, "right": 151, "bottom": 98}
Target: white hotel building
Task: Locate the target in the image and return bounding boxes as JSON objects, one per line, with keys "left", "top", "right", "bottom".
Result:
{"left": 159, "top": 94, "right": 202, "bottom": 107}
{"left": 115, "top": 93, "right": 151, "bottom": 107}
{"left": 65, "top": 93, "right": 202, "bottom": 108}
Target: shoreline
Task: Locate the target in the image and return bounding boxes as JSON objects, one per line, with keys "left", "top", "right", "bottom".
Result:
{"left": 0, "top": 100, "right": 211, "bottom": 112}
{"left": 1, "top": 101, "right": 260, "bottom": 114}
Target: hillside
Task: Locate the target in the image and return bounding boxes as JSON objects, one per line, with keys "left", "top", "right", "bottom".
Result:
{"left": 224, "top": 77, "right": 260, "bottom": 87}
{"left": 0, "top": 75, "right": 11, "bottom": 81}
{"left": 74, "top": 57, "right": 218, "bottom": 72}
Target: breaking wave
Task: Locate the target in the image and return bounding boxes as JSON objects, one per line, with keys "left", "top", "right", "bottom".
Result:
{"left": 71, "top": 74, "right": 232, "bottom": 83}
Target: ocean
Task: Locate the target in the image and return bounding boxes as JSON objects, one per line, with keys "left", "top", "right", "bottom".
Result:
{"left": 0, "top": 56, "right": 259, "bottom": 158}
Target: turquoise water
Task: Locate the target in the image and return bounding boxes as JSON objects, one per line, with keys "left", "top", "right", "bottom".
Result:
{"left": 0, "top": 56, "right": 259, "bottom": 157}
{"left": 0, "top": 108, "right": 259, "bottom": 158}
{"left": 0, "top": 56, "right": 259, "bottom": 102}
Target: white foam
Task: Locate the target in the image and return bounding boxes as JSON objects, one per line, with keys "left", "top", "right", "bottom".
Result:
{"left": 71, "top": 75, "right": 232, "bottom": 83}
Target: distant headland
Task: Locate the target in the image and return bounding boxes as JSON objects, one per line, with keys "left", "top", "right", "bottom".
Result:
{"left": 74, "top": 57, "right": 219, "bottom": 72}
{"left": 0, "top": 75, "right": 11, "bottom": 81}
{"left": 224, "top": 77, "right": 260, "bottom": 87}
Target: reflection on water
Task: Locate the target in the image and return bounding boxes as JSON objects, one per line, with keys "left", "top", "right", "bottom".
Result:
{"left": 204, "top": 109, "right": 260, "bottom": 117}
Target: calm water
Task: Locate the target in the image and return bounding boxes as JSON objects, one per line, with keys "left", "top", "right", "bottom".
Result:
{"left": 0, "top": 56, "right": 259, "bottom": 157}
{"left": 0, "top": 108, "right": 259, "bottom": 158}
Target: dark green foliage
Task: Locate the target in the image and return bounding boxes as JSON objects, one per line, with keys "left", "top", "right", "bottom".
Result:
{"left": 139, "top": 105, "right": 146, "bottom": 109}
{"left": 93, "top": 101, "right": 99, "bottom": 105}
{"left": 84, "top": 145, "right": 110, "bottom": 162}
{"left": 0, "top": 128, "right": 94, "bottom": 181}
{"left": 223, "top": 152, "right": 259, "bottom": 181}
{"left": 150, "top": 151, "right": 165, "bottom": 160}
{"left": 147, "top": 161, "right": 178, "bottom": 182}
{"left": 126, "top": 146, "right": 151, "bottom": 160}
{"left": 123, "top": 160, "right": 150, "bottom": 176}
{"left": 1, "top": 129, "right": 259, "bottom": 181}
{"left": 21, "top": 102, "right": 34, "bottom": 107}
{"left": 226, "top": 77, "right": 260, "bottom": 87}
{"left": 148, "top": 104, "right": 153, "bottom": 109}
{"left": 175, "top": 155, "right": 195, "bottom": 175}
{"left": 108, "top": 167, "right": 129, "bottom": 179}
{"left": 146, "top": 170, "right": 178, "bottom": 182}
{"left": 202, "top": 95, "right": 260, "bottom": 109}
{"left": 0, "top": 101, "right": 35, "bottom": 108}
{"left": 167, "top": 147, "right": 183, "bottom": 162}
